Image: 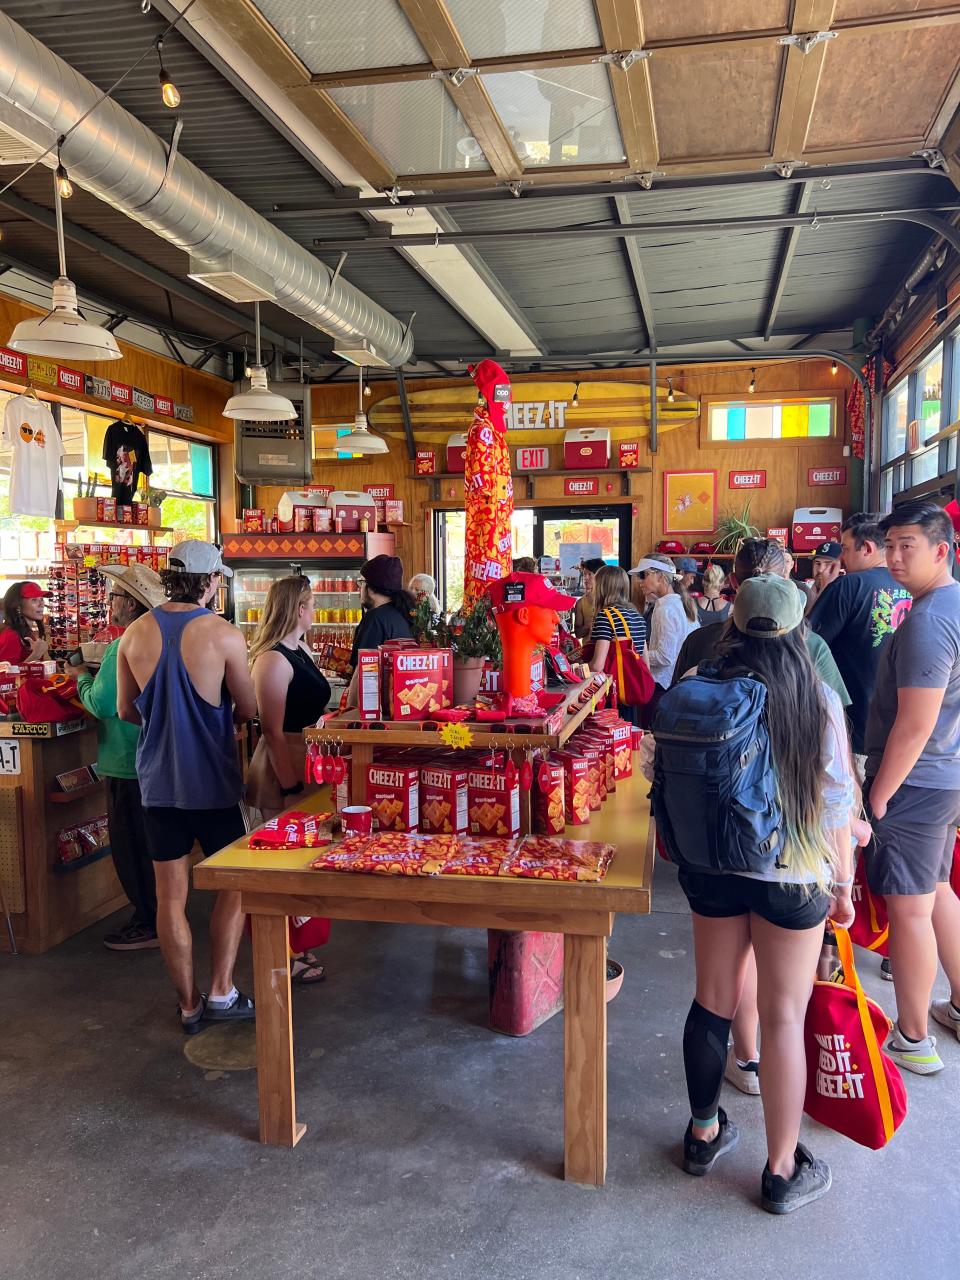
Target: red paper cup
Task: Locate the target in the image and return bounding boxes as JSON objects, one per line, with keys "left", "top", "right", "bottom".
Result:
{"left": 631, "top": 726, "right": 645, "bottom": 752}
{"left": 341, "top": 805, "right": 373, "bottom": 836}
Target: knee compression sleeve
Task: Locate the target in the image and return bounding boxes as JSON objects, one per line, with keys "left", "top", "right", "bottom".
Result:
{"left": 682, "top": 1000, "right": 732, "bottom": 1124}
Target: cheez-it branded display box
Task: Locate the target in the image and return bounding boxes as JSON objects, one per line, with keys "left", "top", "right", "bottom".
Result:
{"left": 384, "top": 648, "right": 452, "bottom": 720}
{"left": 563, "top": 427, "right": 611, "bottom": 469}
{"left": 366, "top": 762, "right": 420, "bottom": 832}
{"left": 446, "top": 433, "right": 468, "bottom": 474}
{"left": 420, "top": 763, "right": 469, "bottom": 834}
{"left": 468, "top": 767, "right": 520, "bottom": 837}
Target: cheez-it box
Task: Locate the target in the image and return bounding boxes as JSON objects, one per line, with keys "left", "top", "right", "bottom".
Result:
{"left": 357, "top": 650, "right": 381, "bottom": 721}
{"left": 468, "top": 768, "right": 520, "bottom": 837}
{"left": 534, "top": 757, "right": 566, "bottom": 835}
{"left": 385, "top": 647, "right": 452, "bottom": 720}
{"left": 420, "top": 763, "right": 469, "bottom": 834}
{"left": 366, "top": 762, "right": 419, "bottom": 832}
{"left": 552, "top": 750, "right": 592, "bottom": 825}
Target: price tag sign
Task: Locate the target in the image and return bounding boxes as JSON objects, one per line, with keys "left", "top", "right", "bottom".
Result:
{"left": 0, "top": 740, "right": 21, "bottom": 774}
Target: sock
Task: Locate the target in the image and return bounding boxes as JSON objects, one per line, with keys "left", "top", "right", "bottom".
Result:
{"left": 683, "top": 1000, "right": 732, "bottom": 1126}
{"left": 735, "top": 1057, "right": 759, "bottom": 1070}
{"left": 896, "top": 1024, "right": 924, "bottom": 1045}
{"left": 180, "top": 1000, "right": 203, "bottom": 1021}
{"left": 206, "top": 986, "right": 238, "bottom": 1010}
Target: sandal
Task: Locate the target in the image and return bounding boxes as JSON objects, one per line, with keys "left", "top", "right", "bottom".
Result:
{"left": 291, "top": 957, "right": 326, "bottom": 985}
{"left": 203, "top": 990, "right": 255, "bottom": 1022}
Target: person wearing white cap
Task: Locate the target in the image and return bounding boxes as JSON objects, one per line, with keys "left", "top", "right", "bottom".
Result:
{"left": 75, "top": 564, "right": 166, "bottom": 952}
{"left": 630, "top": 554, "right": 699, "bottom": 716}
{"left": 117, "top": 540, "right": 258, "bottom": 1034}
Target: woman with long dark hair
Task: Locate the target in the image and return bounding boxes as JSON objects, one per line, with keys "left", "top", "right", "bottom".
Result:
{"left": 0, "top": 581, "right": 49, "bottom": 665}
{"left": 651, "top": 575, "right": 857, "bottom": 1214}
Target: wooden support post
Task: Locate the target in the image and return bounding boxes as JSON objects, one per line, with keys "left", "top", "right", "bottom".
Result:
{"left": 563, "top": 932, "right": 607, "bottom": 1185}
{"left": 350, "top": 741, "right": 373, "bottom": 806}
{"left": 251, "top": 913, "right": 304, "bottom": 1147}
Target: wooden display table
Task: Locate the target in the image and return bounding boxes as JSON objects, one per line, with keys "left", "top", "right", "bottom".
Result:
{"left": 306, "top": 677, "right": 612, "bottom": 837}
{"left": 0, "top": 718, "right": 124, "bottom": 953}
{"left": 194, "top": 772, "right": 654, "bottom": 1186}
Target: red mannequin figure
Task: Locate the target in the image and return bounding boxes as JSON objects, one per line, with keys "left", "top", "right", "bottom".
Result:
{"left": 488, "top": 573, "right": 576, "bottom": 716}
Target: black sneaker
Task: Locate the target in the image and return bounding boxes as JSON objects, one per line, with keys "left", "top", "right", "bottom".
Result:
{"left": 104, "top": 921, "right": 160, "bottom": 951}
{"left": 880, "top": 957, "right": 893, "bottom": 982}
{"left": 682, "top": 1106, "right": 739, "bottom": 1176}
{"left": 761, "top": 1143, "right": 832, "bottom": 1214}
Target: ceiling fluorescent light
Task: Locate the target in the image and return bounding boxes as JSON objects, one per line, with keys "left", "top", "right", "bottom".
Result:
{"left": 188, "top": 254, "right": 277, "bottom": 304}
{"left": 332, "top": 339, "right": 393, "bottom": 369}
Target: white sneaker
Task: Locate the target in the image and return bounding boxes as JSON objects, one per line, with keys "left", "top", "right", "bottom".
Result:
{"left": 885, "top": 1026, "right": 944, "bottom": 1075}
{"left": 930, "top": 1000, "right": 960, "bottom": 1043}
{"left": 724, "top": 1046, "right": 761, "bottom": 1095}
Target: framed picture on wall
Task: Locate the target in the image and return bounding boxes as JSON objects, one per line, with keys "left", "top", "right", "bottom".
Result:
{"left": 663, "top": 469, "right": 717, "bottom": 535}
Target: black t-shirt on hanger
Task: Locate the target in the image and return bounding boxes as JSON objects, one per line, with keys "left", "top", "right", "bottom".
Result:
{"left": 102, "top": 420, "right": 153, "bottom": 503}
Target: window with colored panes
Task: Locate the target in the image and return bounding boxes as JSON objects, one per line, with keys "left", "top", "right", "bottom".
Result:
{"left": 708, "top": 398, "right": 834, "bottom": 442}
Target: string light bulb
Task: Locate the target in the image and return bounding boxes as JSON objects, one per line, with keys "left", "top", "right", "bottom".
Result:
{"left": 748, "top": 368, "right": 756, "bottom": 394}
{"left": 572, "top": 381, "right": 580, "bottom": 408}
{"left": 364, "top": 382, "right": 372, "bottom": 397}
{"left": 666, "top": 376, "right": 675, "bottom": 403}
{"left": 831, "top": 359, "right": 838, "bottom": 375}
{"left": 55, "top": 161, "right": 73, "bottom": 201}
{"left": 156, "top": 38, "right": 180, "bottom": 109}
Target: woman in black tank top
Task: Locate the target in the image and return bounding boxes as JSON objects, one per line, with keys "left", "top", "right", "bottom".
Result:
{"left": 247, "top": 578, "right": 331, "bottom": 819}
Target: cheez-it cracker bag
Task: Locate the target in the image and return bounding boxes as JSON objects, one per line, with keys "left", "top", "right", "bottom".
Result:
{"left": 366, "top": 762, "right": 420, "bottom": 832}
{"left": 385, "top": 647, "right": 453, "bottom": 720}
{"left": 467, "top": 767, "right": 520, "bottom": 837}
{"left": 420, "top": 762, "right": 469, "bottom": 834}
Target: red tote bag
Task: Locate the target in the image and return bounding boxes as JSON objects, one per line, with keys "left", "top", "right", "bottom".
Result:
{"left": 950, "top": 830, "right": 960, "bottom": 899}
{"left": 598, "top": 608, "right": 655, "bottom": 707}
{"left": 848, "top": 855, "right": 889, "bottom": 957}
{"left": 804, "top": 926, "right": 907, "bottom": 1150}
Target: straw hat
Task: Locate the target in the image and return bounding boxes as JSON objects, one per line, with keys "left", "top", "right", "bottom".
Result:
{"left": 99, "top": 563, "right": 166, "bottom": 611}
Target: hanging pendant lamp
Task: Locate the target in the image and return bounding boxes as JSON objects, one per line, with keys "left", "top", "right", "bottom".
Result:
{"left": 223, "top": 301, "right": 297, "bottom": 421}
{"left": 336, "top": 363, "right": 388, "bottom": 455}
{"left": 8, "top": 162, "right": 122, "bottom": 362}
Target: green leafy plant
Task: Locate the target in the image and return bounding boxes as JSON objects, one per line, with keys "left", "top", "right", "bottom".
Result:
{"left": 443, "top": 597, "right": 502, "bottom": 665}
{"left": 411, "top": 595, "right": 441, "bottom": 646}
{"left": 713, "top": 499, "right": 760, "bottom": 553}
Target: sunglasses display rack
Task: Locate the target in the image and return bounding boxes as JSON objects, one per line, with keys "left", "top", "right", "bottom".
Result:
{"left": 45, "top": 561, "right": 109, "bottom": 657}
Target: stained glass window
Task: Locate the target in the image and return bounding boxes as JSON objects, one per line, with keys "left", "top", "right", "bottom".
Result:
{"left": 708, "top": 398, "right": 835, "bottom": 442}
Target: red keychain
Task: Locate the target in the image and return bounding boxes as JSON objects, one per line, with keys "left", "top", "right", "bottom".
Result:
{"left": 304, "top": 741, "right": 316, "bottom": 785}
{"left": 519, "top": 750, "right": 533, "bottom": 792}
{"left": 505, "top": 754, "right": 518, "bottom": 787}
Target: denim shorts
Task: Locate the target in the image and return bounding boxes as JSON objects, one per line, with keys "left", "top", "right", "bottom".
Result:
{"left": 677, "top": 869, "right": 829, "bottom": 930}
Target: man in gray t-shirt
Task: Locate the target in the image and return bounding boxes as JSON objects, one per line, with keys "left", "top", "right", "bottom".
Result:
{"left": 864, "top": 501, "right": 960, "bottom": 1077}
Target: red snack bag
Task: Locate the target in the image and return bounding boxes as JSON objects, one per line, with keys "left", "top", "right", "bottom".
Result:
{"left": 501, "top": 836, "right": 615, "bottom": 881}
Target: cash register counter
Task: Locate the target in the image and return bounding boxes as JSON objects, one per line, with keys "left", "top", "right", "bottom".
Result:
{"left": 0, "top": 718, "right": 125, "bottom": 954}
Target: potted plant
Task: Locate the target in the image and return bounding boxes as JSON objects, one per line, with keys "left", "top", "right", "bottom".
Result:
{"left": 143, "top": 485, "right": 166, "bottom": 528}
{"left": 713, "top": 498, "right": 760, "bottom": 554}
{"left": 445, "top": 597, "right": 502, "bottom": 705}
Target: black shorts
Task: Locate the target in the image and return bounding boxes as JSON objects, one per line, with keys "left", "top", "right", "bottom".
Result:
{"left": 864, "top": 781, "right": 960, "bottom": 897}
{"left": 142, "top": 804, "right": 246, "bottom": 863}
{"left": 677, "top": 868, "right": 829, "bottom": 930}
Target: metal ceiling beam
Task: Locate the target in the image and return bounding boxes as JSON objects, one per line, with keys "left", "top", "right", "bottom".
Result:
{"left": 763, "top": 182, "right": 812, "bottom": 339}
{"left": 594, "top": 0, "right": 658, "bottom": 171}
{"left": 0, "top": 189, "right": 327, "bottom": 363}
{"left": 396, "top": 0, "right": 522, "bottom": 181}
{"left": 312, "top": 204, "right": 960, "bottom": 250}
{"left": 613, "top": 195, "right": 657, "bottom": 353}
{"left": 274, "top": 159, "right": 951, "bottom": 215}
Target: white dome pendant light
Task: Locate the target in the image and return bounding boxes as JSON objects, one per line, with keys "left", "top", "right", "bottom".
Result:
{"left": 8, "top": 155, "right": 122, "bottom": 362}
{"left": 336, "top": 362, "right": 388, "bottom": 455}
{"left": 223, "top": 301, "right": 297, "bottom": 421}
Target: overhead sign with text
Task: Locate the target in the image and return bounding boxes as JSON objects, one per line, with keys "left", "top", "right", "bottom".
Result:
{"left": 729, "top": 470, "right": 766, "bottom": 489}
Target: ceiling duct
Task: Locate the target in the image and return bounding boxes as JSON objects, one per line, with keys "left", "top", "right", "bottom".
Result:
{"left": 188, "top": 253, "right": 277, "bottom": 304}
{"left": 0, "top": 11, "right": 414, "bottom": 366}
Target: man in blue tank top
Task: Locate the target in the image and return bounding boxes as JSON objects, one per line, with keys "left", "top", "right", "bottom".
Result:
{"left": 117, "top": 541, "right": 258, "bottom": 1034}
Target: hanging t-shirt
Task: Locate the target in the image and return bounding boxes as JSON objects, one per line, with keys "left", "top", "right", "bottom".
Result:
{"left": 1, "top": 396, "right": 64, "bottom": 517}
{"left": 809, "top": 566, "right": 913, "bottom": 753}
{"left": 102, "top": 420, "right": 152, "bottom": 503}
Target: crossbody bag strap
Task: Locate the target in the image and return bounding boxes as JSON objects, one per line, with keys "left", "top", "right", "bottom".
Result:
{"left": 603, "top": 609, "right": 627, "bottom": 700}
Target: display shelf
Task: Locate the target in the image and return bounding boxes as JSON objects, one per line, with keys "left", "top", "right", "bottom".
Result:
{"left": 52, "top": 845, "right": 111, "bottom": 874}
{"left": 57, "top": 520, "right": 174, "bottom": 533}
{"left": 47, "top": 780, "right": 104, "bottom": 804}
{"left": 411, "top": 467, "right": 650, "bottom": 481}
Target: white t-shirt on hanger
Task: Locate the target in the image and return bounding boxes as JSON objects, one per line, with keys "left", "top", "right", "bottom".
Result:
{"left": 1, "top": 395, "right": 64, "bottom": 517}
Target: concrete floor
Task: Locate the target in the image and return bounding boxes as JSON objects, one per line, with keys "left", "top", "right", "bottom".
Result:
{"left": 1, "top": 859, "right": 957, "bottom": 1280}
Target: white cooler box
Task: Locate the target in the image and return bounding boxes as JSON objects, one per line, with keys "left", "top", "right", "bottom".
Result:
{"left": 275, "top": 491, "right": 330, "bottom": 533}
{"left": 329, "top": 490, "right": 378, "bottom": 532}
{"left": 446, "top": 433, "right": 468, "bottom": 474}
{"left": 564, "top": 427, "right": 610, "bottom": 469}
{"left": 792, "top": 507, "right": 842, "bottom": 552}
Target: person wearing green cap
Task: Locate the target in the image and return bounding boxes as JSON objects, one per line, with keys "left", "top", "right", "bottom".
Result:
{"left": 648, "top": 574, "right": 862, "bottom": 1214}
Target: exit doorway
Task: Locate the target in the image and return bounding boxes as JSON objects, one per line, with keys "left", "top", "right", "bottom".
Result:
{"left": 434, "top": 504, "right": 631, "bottom": 611}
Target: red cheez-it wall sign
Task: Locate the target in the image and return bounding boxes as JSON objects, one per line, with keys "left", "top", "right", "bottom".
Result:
{"left": 564, "top": 476, "right": 599, "bottom": 497}
{"left": 808, "top": 466, "right": 847, "bottom": 486}
{"left": 729, "top": 470, "right": 766, "bottom": 489}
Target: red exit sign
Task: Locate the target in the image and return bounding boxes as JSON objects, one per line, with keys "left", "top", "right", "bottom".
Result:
{"left": 564, "top": 476, "right": 599, "bottom": 497}
{"left": 808, "top": 466, "right": 846, "bottom": 486}
{"left": 729, "top": 470, "right": 766, "bottom": 489}
{"left": 516, "top": 446, "right": 549, "bottom": 471}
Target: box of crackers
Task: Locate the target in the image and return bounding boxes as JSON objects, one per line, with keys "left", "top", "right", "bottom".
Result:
{"left": 419, "top": 762, "right": 469, "bottom": 834}
{"left": 384, "top": 646, "right": 452, "bottom": 720}
{"left": 551, "top": 749, "right": 592, "bottom": 825}
{"left": 467, "top": 766, "right": 520, "bottom": 837}
{"left": 576, "top": 729, "right": 616, "bottom": 796}
{"left": 366, "top": 761, "right": 420, "bottom": 832}
{"left": 533, "top": 755, "right": 566, "bottom": 835}
{"left": 357, "top": 649, "right": 381, "bottom": 721}
{"left": 588, "top": 713, "right": 633, "bottom": 780}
